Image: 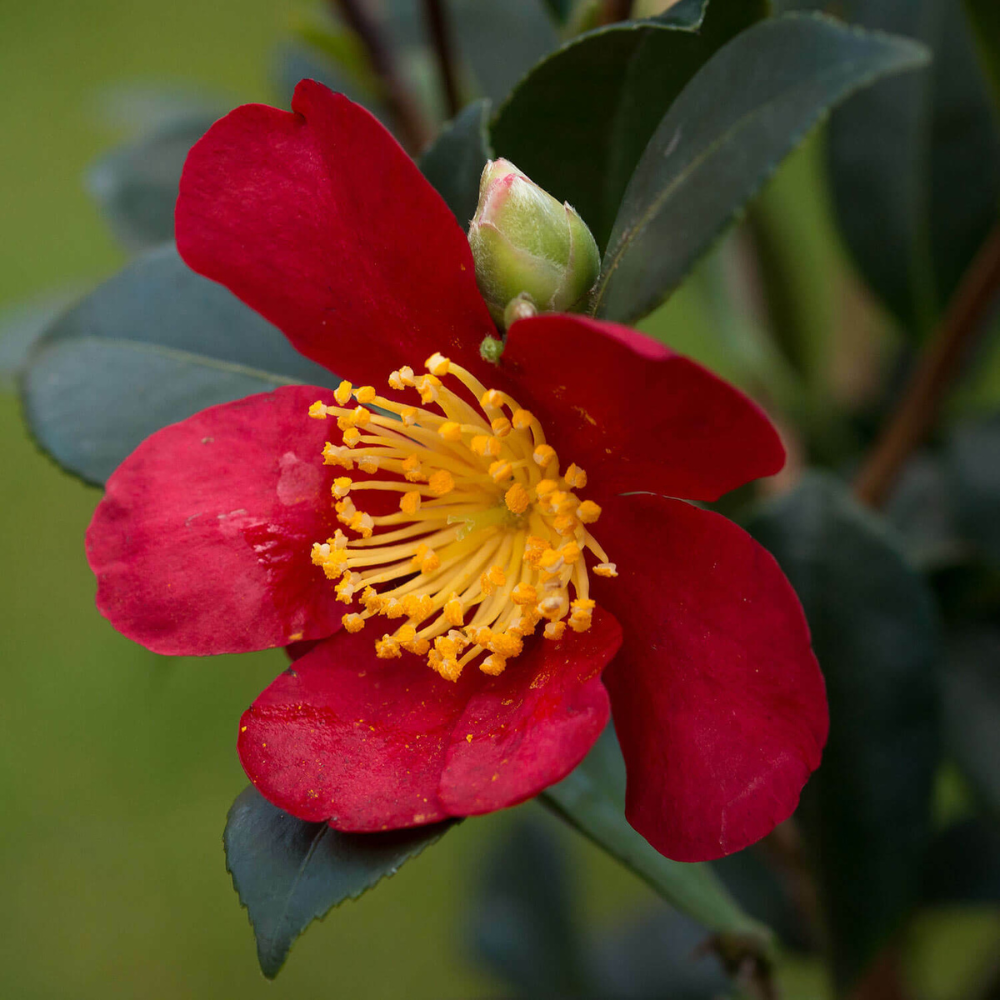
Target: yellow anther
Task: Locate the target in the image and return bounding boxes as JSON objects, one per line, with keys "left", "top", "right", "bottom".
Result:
{"left": 335, "top": 497, "right": 356, "bottom": 522}
{"left": 350, "top": 405, "right": 371, "bottom": 427}
{"left": 355, "top": 385, "right": 376, "bottom": 404}
{"left": 537, "top": 595, "right": 566, "bottom": 620}
{"left": 401, "top": 454, "right": 423, "bottom": 482}
{"left": 554, "top": 514, "right": 577, "bottom": 536}
{"left": 536, "top": 479, "right": 558, "bottom": 496}
{"left": 564, "top": 463, "right": 587, "bottom": 489}
{"left": 524, "top": 536, "right": 548, "bottom": 567}
{"left": 334, "top": 381, "right": 353, "bottom": 406}
{"left": 489, "top": 461, "right": 513, "bottom": 483}
{"left": 480, "top": 389, "right": 503, "bottom": 409}
{"left": 488, "top": 565, "right": 506, "bottom": 587}
{"left": 421, "top": 550, "right": 440, "bottom": 574}
{"left": 511, "top": 583, "right": 537, "bottom": 606}
{"left": 491, "top": 416, "right": 512, "bottom": 437}
{"left": 433, "top": 655, "right": 464, "bottom": 683}
{"left": 395, "top": 624, "right": 417, "bottom": 645}
{"left": 539, "top": 548, "right": 564, "bottom": 573}
{"left": 512, "top": 409, "right": 534, "bottom": 430}
{"left": 342, "top": 613, "right": 365, "bottom": 633}
{"left": 560, "top": 541, "right": 582, "bottom": 564}
{"left": 335, "top": 572, "right": 362, "bottom": 603}
{"left": 479, "top": 571, "right": 495, "bottom": 595}
{"left": 569, "top": 598, "right": 596, "bottom": 633}
{"left": 383, "top": 598, "right": 406, "bottom": 619}
{"left": 428, "top": 469, "right": 455, "bottom": 496}
{"left": 349, "top": 511, "right": 374, "bottom": 537}
{"left": 403, "top": 637, "right": 431, "bottom": 656}
{"left": 425, "top": 352, "right": 451, "bottom": 376}
{"left": 486, "top": 436, "right": 503, "bottom": 457}
{"left": 505, "top": 482, "right": 530, "bottom": 515}
{"left": 361, "top": 587, "right": 382, "bottom": 612}
{"left": 322, "top": 442, "right": 354, "bottom": 469}
{"left": 398, "top": 365, "right": 416, "bottom": 386}
{"left": 332, "top": 476, "right": 352, "bottom": 498}
{"left": 594, "top": 562, "right": 618, "bottom": 578}
{"left": 438, "top": 421, "right": 463, "bottom": 442}
{"left": 471, "top": 435, "right": 489, "bottom": 456}
{"left": 388, "top": 370, "right": 405, "bottom": 391}
{"left": 416, "top": 374, "right": 441, "bottom": 404}
{"left": 544, "top": 621, "right": 567, "bottom": 641}
{"left": 308, "top": 400, "right": 327, "bottom": 419}
{"left": 480, "top": 654, "right": 506, "bottom": 676}
{"left": 489, "top": 632, "right": 523, "bottom": 659}
{"left": 343, "top": 427, "right": 361, "bottom": 448}
{"left": 444, "top": 594, "right": 464, "bottom": 626}
{"left": 510, "top": 612, "right": 540, "bottom": 638}
{"left": 577, "top": 500, "right": 602, "bottom": 524}
{"left": 376, "top": 635, "right": 402, "bottom": 659}
{"left": 401, "top": 406, "right": 417, "bottom": 426}
{"left": 533, "top": 444, "right": 558, "bottom": 468}
{"left": 400, "top": 491, "right": 421, "bottom": 515}
{"left": 466, "top": 625, "right": 493, "bottom": 646}
{"left": 358, "top": 455, "right": 380, "bottom": 473}
{"left": 402, "top": 593, "right": 434, "bottom": 620}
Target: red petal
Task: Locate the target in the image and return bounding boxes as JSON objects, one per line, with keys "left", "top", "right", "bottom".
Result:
{"left": 239, "top": 610, "right": 620, "bottom": 830}
{"left": 86, "top": 386, "right": 346, "bottom": 656}
{"left": 499, "top": 314, "right": 785, "bottom": 502}
{"left": 594, "top": 494, "right": 828, "bottom": 862}
{"left": 440, "top": 608, "right": 620, "bottom": 814}
{"left": 176, "top": 81, "right": 496, "bottom": 386}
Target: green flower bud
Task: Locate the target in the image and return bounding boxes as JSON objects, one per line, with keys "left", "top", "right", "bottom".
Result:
{"left": 468, "top": 159, "right": 600, "bottom": 327}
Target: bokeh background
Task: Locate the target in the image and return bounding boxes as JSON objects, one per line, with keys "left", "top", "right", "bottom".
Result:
{"left": 2, "top": 2, "right": 999, "bottom": 998}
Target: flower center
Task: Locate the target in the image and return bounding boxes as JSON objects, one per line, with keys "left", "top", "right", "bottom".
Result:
{"left": 307, "top": 353, "right": 616, "bottom": 682}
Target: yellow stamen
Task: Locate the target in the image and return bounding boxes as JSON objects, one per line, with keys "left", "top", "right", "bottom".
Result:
{"left": 306, "top": 352, "right": 615, "bottom": 680}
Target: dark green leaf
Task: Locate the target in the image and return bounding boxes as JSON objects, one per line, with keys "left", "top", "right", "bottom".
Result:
{"left": 826, "top": 0, "right": 1000, "bottom": 337}
{"left": 86, "top": 113, "right": 216, "bottom": 251}
{"left": 747, "top": 473, "right": 941, "bottom": 989}
{"left": 923, "top": 817, "right": 1000, "bottom": 903}
{"left": 450, "top": 0, "right": 560, "bottom": 106}
{"left": 542, "top": 728, "right": 774, "bottom": 954}
{"left": 964, "top": 0, "right": 1000, "bottom": 113}
{"left": 942, "top": 625, "right": 1000, "bottom": 814}
{"left": 493, "top": 0, "right": 766, "bottom": 250}
{"left": 947, "top": 415, "right": 1000, "bottom": 568}
{"left": 469, "top": 817, "right": 585, "bottom": 996}
{"left": 225, "top": 785, "right": 452, "bottom": 978}
{"left": 593, "top": 13, "right": 930, "bottom": 324}
{"left": 20, "top": 245, "right": 334, "bottom": 485}
{"left": 419, "top": 99, "right": 493, "bottom": 225}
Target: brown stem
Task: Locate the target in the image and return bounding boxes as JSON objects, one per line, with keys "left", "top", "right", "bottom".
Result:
{"left": 330, "top": 0, "right": 433, "bottom": 155}
{"left": 853, "top": 221, "right": 1000, "bottom": 508}
{"left": 422, "top": 0, "right": 461, "bottom": 119}
{"left": 597, "top": 0, "right": 633, "bottom": 25}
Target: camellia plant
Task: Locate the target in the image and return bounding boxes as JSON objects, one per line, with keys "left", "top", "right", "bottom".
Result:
{"left": 14, "top": 0, "right": 1000, "bottom": 997}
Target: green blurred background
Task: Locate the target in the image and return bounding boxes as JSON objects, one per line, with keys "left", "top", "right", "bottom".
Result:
{"left": 3, "top": 3, "right": 999, "bottom": 998}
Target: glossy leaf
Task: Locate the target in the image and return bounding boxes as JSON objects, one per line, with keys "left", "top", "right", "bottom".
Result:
{"left": 87, "top": 113, "right": 216, "bottom": 251}
{"left": 542, "top": 727, "right": 774, "bottom": 956}
{"left": 826, "top": 0, "right": 1000, "bottom": 337}
{"left": 419, "top": 99, "right": 493, "bottom": 226}
{"left": 493, "top": 0, "right": 766, "bottom": 250}
{"left": 225, "top": 785, "right": 452, "bottom": 978}
{"left": 20, "top": 244, "right": 334, "bottom": 485}
{"left": 748, "top": 473, "right": 941, "bottom": 989}
{"left": 947, "top": 415, "right": 1000, "bottom": 568}
{"left": 593, "top": 13, "right": 930, "bottom": 324}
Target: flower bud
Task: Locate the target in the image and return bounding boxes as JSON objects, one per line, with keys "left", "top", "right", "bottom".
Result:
{"left": 468, "top": 159, "right": 600, "bottom": 327}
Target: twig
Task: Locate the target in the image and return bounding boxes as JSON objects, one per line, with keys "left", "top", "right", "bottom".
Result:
{"left": 329, "top": 0, "right": 433, "bottom": 155}
{"left": 853, "top": 221, "right": 1000, "bottom": 508}
{"left": 422, "top": 0, "right": 461, "bottom": 119}
{"left": 597, "top": 0, "right": 633, "bottom": 25}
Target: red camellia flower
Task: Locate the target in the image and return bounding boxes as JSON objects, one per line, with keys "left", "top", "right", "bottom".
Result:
{"left": 86, "top": 81, "right": 828, "bottom": 862}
